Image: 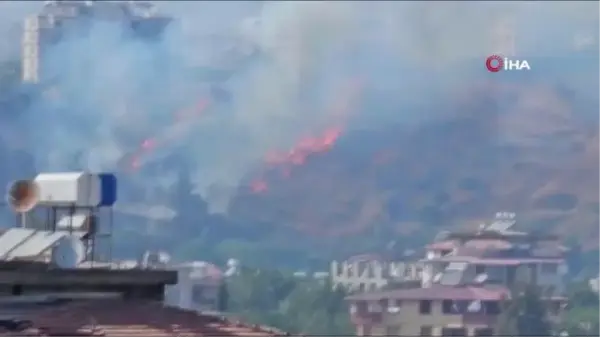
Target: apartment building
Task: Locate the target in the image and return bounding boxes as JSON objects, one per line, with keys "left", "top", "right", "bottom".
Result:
{"left": 346, "top": 213, "right": 568, "bottom": 336}
{"left": 421, "top": 214, "right": 568, "bottom": 295}
{"left": 331, "top": 253, "right": 423, "bottom": 292}
{"left": 22, "top": 1, "right": 171, "bottom": 83}
{"left": 347, "top": 285, "right": 506, "bottom": 336}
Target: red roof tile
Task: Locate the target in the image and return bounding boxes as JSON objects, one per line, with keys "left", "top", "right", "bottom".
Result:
{"left": 347, "top": 285, "right": 510, "bottom": 302}
{"left": 1, "top": 299, "right": 289, "bottom": 337}
{"left": 421, "top": 255, "right": 564, "bottom": 265}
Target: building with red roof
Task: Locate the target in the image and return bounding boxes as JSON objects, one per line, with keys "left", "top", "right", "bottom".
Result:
{"left": 344, "top": 213, "right": 568, "bottom": 336}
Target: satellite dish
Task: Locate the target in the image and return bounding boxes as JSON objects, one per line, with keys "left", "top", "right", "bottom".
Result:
{"left": 433, "top": 273, "right": 442, "bottom": 283}
{"left": 7, "top": 180, "right": 39, "bottom": 213}
{"left": 433, "top": 230, "right": 450, "bottom": 242}
{"left": 51, "top": 235, "right": 85, "bottom": 268}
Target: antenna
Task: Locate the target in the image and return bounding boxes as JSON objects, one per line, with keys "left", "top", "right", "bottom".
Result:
{"left": 51, "top": 235, "right": 85, "bottom": 268}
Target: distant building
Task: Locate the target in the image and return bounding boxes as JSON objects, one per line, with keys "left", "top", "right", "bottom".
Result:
{"left": 331, "top": 253, "right": 423, "bottom": 292}
{"left": 421, "top": 213, "right": 568, "bottom": 296}
{"left": 164, "top": 261, "right": 224, "bottom": 312}
{"left": 346, "top": 212, "right": 568, "bottom": 336}
{"left": 589, "top": 275, "right": 600, "bottom": 293}
{"left": 22, "top": 1, "right": 171, "bottom": 83}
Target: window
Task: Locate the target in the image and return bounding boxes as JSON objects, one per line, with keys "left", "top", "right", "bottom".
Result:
{"left": 483, "top": 301, "right": 501, "bottom": 315}
{"left": 191, "top": 284, "right": 204, "bottom": 303}
{"left": 442, "top": 300, "right": 454, "bottom": 314}
{"left": 541, "top": 263, "right": 558, "bottom": 274}
{"left": 356, "top": 300, "right": 367, "bottom": 313}
{"left": 368, "top": 301, "right": 381, "bottom": 312}
{"left": 387, "top": 299, "right": 401, "bottom": 313}
{"left": 419, "top": 326, "right": 433, "bottom": 336}
{"left": 191, "top": 285, "right": 218, "bottom": 307}
{"left": 419, "top": 300, "right": 432, "bottom": 314}
{"left": 443, "top": 300, "right": 466, "bottom": 314}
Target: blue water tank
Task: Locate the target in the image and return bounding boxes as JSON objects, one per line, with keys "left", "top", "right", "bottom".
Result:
{"left": 33, "top": 172, "right": 117, "bottom": 208}
{"left": 98, "top": 173, "right": 117, "bottom": 207}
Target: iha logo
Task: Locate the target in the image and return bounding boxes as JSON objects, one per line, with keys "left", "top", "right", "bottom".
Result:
{"left": 485, "top": 55, "right": 531, "bottom": 73}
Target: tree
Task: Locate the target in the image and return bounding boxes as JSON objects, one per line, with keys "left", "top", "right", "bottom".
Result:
{"left": 496, "top": 285, "right": 552, "bottom": 336}
{"left": 559, "top": 282, "right": 600, "bottom": 336}
{"left": 567, "top": 281, "right": 599, "bottom": 307}
{"left": 166, "top": 161, "right": 210, "bottom": 242}
{"left": 223, "top": 267, "right": 352, "bottom": 335}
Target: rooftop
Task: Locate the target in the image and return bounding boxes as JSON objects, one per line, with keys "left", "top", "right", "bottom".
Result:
{"left": 446, "top": 230, "right": 558, "bottom": 242}
{"left": 420, "top": 256, "right": 563, "bottom": 265}
{"left": 0, "top": 298, "right": 287, "bottom": 336}
{"left": 0, "top": 261, "right": 176, "bottom": 287}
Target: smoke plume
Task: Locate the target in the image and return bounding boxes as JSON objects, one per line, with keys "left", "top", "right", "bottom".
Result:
{"left": 0, "top": 1, "right": 597, "bottom": 213}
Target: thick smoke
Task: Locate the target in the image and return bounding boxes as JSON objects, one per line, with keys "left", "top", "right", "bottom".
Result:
{"left": 0, "top": 1, "right": 597, "bottom": 212}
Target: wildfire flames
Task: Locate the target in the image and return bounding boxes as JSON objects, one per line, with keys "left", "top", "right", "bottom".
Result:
{"left": 126, "top": 98, "right": 212, "bottom": 171}
{"left": 250, "top": 79, "right": 364, "bottom": 193}
{"left": 125, "top": 78, "right": 364, "bottom": 196}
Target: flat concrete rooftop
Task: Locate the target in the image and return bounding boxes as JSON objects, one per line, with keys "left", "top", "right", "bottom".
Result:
{"left": 0, "top": 261, "right": 177, "bottom": 287}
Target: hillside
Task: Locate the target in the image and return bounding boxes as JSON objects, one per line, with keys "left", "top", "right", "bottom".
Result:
{"left": 229, "top": 79, "right": 599, "bottom": 250}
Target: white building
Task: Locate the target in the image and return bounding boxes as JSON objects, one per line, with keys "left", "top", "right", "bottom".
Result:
{"left": 164, "top": 261, "right": 224, "bottom": 312}
{"left": 330, "top": 253, "right": 423, "bottom": 292}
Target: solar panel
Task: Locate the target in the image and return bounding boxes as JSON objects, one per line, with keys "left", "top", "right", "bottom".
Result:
{"left": 6, "top": 231, "right": 84, "bottom": 260}
{"left": 0, "top": 228, "right": 36, "bottom": 259}
{"left": 487, "top": 220, "right": 516, "bottom": 233}
{"left": 7, "top": 231, "right": 66, "bottom": 259}
{"left": 439, "top": 270, "right": 464, "bottom": 286}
